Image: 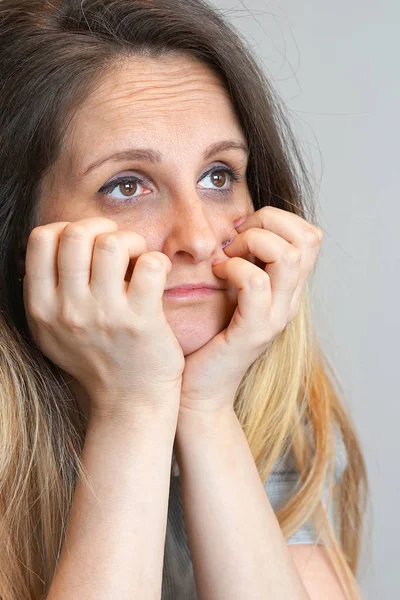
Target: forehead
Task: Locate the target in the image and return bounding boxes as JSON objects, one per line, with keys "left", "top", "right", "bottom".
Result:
{"left": 64, "top": 54, "right": 245, "bottom": 171}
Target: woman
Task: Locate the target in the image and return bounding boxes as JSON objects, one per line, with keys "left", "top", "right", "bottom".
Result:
{"left": 0, "top": 0, "right": 370, "bottom": 598}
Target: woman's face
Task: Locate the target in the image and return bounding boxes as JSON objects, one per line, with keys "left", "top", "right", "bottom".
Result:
{"left": 38, "top": 54, "right": 254, "bottom": 357}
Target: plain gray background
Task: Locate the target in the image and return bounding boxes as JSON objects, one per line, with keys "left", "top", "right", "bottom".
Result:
{"left": 213, "top": 1, "right": 399, "bottom": 598}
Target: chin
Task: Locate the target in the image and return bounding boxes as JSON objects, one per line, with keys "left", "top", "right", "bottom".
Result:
{"left": 164, "top": 291, "right": 237, "bottom": 356}
{"left": 179, "top": 331, "right": 220, "bottom": 356}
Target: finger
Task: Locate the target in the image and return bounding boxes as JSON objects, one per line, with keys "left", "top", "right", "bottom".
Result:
{"left": 233, "top": 206, "right": 323, "bottom": 314}
{"left": 235, "top": 205, "right": 322, "bottom": 276}
{"left": 126, "top": 250, "right": 172, "bottom": 316}
{"left": 57, "top": 218, "right": 118, "bottom": 298}
{"left": 222, "top": 228, "right": 300, "bottom": 322}
{"left": 24, "top": 221, "right": 71, "bottom": 313}
{"left": 235, "top": 205, "right": 323, "bottom": 246}
{"left": 89, "top": 229, "right": 147, "bottom": 300}
{"left": 212, "top": 256, "right": 271, "bottom": 336}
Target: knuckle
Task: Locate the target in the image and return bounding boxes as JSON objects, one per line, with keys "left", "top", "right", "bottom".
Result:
{"left": 58, "top": 304, "right": 86, "bottom": 331}
{"left": 139, "top": 253, "right": 164, "bottom": 271}
{"left": 27, "top": 304, "right": 49, "bottom": 325}
{"left": 283, "top": 246, "right": 301, "bottom": 265}
{"left": 249, "top": 272, "right": 269, "bottom": 290}
{"left": 63, "top": 223, "right": 87, "bottom": 241}
{"left": 28, "top": 226, "right": 53, "bottom": 246}
{"left": 92, "top": 308, "right": 139, "bottom": 334}
{"left": 304, "top": 226, "right": 321, "bottom": 246}
{"left": 94, "top": 232, "right": 119, "bottom": 253}
{"left": 243, "top": 227, "right": 257, "bottom": 240}
{"left": 93, "top": 310, "right": 119, "bottom": 332}
{"left": 315, "top": 226, "right": 324, "bottom": 241}
{"left": 126, "top": 231, "right": 148, "bottom": 252}
{"left": 262, "top": 205, "right": 280, "bottom": 215}
{"left": 152, "top": 251, "right": 171, "bottom": 270}
{"left": 228, "top": 256, "right": 243, "bottom": 268}
{"left": 126, "top": 316, "right": 147, "bottom": 335}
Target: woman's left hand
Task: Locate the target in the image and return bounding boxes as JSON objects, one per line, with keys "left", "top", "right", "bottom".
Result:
{"left": 179, "top": 206, "right": 323, "bottom": 415}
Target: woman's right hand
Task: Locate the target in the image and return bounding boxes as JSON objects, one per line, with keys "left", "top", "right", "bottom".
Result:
{"left": 22, "top": 217, "right": 185, "bottom": 418}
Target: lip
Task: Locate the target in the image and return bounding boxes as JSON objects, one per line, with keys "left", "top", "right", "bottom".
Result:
{"left": 163, "top": 287, "right": 221, "bottom": 300}
{"left": 164, "top": 282, "right": 222, "bottom": 291}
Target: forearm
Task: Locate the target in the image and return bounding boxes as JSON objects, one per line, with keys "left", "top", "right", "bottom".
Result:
{"left": 174, "top": 407, "right": 310, "bottom": 600}
{"left": 47, "top": 404, "right": 179, "bottom": 600}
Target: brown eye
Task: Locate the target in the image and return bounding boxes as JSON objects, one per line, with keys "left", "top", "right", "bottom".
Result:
{"left": 98, "top": 175, "right": 150, "bottom": 205}
{"left": 119, "top": 181, "right": 138, "bottom": 197}
{"left": 211, "top": 170, "right": 228, "bottom": 188}
{"left": 197, "top": 165, "right": 241, "bottom": 196}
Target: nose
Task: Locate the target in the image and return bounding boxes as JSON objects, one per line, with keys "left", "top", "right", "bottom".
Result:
{"left": 162, "top": 196, "right": 232, "bottom": 263}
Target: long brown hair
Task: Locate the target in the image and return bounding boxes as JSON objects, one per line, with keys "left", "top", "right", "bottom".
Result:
{"left": 0, "top": 1, "right": 370, "bottom": 598}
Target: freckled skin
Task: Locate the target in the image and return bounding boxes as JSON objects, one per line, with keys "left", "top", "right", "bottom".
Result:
{"left": 38, "top": 54, "right": 255, "bottom": 369}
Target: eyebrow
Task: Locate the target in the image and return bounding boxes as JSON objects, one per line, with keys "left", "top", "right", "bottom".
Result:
{"left": 80, "top": 140, "right": 249, "bottom": 178}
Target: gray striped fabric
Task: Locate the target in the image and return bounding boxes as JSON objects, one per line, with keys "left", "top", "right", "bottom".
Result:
{"left": 161, "top": 423, "right": 348, "bottom": 599}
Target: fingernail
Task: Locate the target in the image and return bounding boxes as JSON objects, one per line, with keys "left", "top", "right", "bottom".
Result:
{"left": 233, "top": 216, "right": 247, "bottom": 228}
{"left": 213, "top": 258, "right": 226, "bottom": 266}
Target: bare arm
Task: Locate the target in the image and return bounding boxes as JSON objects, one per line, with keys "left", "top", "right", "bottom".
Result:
{"left": 47, "top": 403, "right": 179, "bottom": 600}
{"left": 174, "top": 407, "right": 310, "bottom": 600}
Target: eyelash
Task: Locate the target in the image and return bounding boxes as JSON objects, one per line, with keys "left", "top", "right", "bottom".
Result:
{"left": 97, "top": 165, "right": 243, "bottom": 205}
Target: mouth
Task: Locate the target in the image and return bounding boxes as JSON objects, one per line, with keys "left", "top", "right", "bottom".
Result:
{"left": 163, "top": 287, "right": 222, "bottom": 300}
{"left": 164, "top": 282, "right": 223, "bottom": 291}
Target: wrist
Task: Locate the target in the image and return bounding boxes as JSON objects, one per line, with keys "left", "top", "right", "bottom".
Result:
{"left": 89, "top": 398, "right": 181, "bottom": 428}
{"left": 176, "top": 405, "right": 237, "bottom": 437}
{"left": 174, "top": 406, "right": 239, "bottom": 473}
